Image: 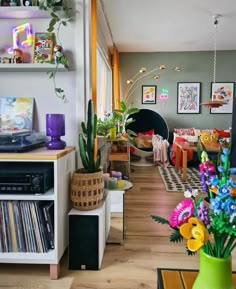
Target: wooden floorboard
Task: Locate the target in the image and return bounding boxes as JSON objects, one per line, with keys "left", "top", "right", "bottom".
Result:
{"left": 0, "top": 164, "right": 235, "bottom": 289}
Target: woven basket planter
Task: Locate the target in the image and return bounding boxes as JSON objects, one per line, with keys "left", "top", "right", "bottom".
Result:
{"left": 70, "top": 169, "right": 104, "bottom": 211}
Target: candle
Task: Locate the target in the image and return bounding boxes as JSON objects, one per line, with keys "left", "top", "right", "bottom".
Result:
{"left": 111, "top": 171, "right": 122, "bottom": 180}
{"left": 103, "top": 173, "right": 110, "bottom": 189}
{"left": 103, "top": 173, "right": 110, "bottom": 180}
{"left": 117, "top": 179, "right": 124, "bottom": 189}
{"left": 108, "top": 177, "right": 118, "bottom": 189}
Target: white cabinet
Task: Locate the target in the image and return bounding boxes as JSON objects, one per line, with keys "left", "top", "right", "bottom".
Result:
{"left": 0, "top": 146, "right": 75, "bottom": 279}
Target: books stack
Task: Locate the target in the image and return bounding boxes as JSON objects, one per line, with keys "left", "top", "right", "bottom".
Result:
{"left": 0, "top": 200, "right": 54, "bottom": 253}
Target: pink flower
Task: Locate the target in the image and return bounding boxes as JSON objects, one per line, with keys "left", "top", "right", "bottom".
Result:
{"left": 169, "top": 199, "right": 194, "bottom": 227}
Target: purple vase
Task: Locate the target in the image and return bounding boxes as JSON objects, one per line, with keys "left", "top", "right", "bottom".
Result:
{"left": 46, "top": 114, "right": 66, "bottom": 150}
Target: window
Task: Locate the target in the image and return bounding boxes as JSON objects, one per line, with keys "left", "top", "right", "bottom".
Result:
{"left": 96, "top": 46, "right": 112, "bottom": 119}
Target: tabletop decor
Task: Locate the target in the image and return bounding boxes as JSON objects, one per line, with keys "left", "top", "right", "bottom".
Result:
{"left": 151, "top": 143, "right": 236, "bottom": 289}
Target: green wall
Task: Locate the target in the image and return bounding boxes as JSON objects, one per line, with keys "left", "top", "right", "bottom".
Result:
{"left": 119, "top": 51, "right": 236, "bottom": 131}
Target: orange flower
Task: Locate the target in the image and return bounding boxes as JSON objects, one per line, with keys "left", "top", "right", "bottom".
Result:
{"left": 180, "top": 217, "right": 209, "bottom": 252}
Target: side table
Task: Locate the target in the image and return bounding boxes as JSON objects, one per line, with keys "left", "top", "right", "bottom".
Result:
{"left": 106, "top": 180, "right": 133, "bottom": 244}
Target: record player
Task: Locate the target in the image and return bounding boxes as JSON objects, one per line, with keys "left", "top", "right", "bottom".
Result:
{"left": 0, "top": 130, "right": 46, "bottom": 152}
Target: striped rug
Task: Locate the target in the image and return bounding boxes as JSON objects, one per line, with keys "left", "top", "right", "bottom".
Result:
{"left": 158, "top": 165, "right": 202, "bottom": 192}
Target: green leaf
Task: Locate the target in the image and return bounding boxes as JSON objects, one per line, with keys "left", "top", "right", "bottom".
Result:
{"left": 55, "top": 88, "right": 64, "bottom": 93}
{"left": 170, "top": 230, "right": 183, "bottom": 243}
{"left": 150, "top": 215, "right": 169, "bottom": 225}
{"left": 127, "top": 108, "right": 139, "bottom": 115}
{"left": 47, "top": 71, "right": 54, "bottom": 79}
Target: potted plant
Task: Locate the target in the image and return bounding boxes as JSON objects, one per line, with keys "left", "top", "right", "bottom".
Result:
{"left": 70, "top": 99, "right": 104, "bottom": 211}
{"left": 97, "top": 112, "right": 116, "bottom": 137}
{"left": 113, "top": 100, "right": 139, "bottom": 139}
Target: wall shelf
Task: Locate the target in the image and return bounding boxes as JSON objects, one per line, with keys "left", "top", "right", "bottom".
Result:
{"left": 0, "top": 63, "right": 68, "bottom": 72}
{"left": 0, "top": 6, "right": 60, "bottom": 19}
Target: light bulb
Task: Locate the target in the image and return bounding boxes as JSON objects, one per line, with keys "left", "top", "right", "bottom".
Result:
{"left": 173, "top": 66, "right": 181, "bottom": 72}
{"left": 153, "top": 75, "right": 160, "bottom": 80}
{"left": 159, "top": 65, "right": 166, "bottom": 70}
{"left": 139, "top": 67, "right": 147, "bottom": 73}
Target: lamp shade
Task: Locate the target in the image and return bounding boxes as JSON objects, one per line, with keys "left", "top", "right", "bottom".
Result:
{"left": 46, "top": 114, "right": 65, "bottom": 137}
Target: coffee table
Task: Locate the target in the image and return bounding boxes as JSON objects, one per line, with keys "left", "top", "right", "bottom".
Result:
{"left": 157, "top": 268, "right": 236, "bottom": 289}
{"left": 175, "top": 141, "right": 220, "bottom": 181}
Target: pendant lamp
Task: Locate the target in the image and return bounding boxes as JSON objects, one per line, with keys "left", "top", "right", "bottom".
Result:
{"left": 201, "top": 14, "right": 227, "bottom": 108}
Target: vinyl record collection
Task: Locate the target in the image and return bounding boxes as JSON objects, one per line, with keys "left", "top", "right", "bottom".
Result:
{"left": 0, "top": 200, "right": 54, "bottom": 253}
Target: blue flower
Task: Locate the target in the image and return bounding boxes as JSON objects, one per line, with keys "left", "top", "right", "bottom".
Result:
{"left": 217, "top": 165, "right": 225, "bottom": 173}
{"left": 224, "top": 198, "right": 236, "bottom": 215}
{"left": 218, "top": 184, "right": 230, "bottom": 198}
{"left": 222, "top": 147, "right": 230, "bottom": 155}
{"left": 209, "top": 175, "right": 219, "bottom": 186}
{"left": 228, "top": 178, "right": 236, "bottom": 188}
{"left": 210, "top": 196, "right": 222, "bottom": 214}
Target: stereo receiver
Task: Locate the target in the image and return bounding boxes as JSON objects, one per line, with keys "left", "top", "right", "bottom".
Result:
{"left": 0, "top": 162, "right": 53, "bottom": 194}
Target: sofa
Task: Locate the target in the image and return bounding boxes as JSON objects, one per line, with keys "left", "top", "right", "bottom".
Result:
{"left": 168, "top": 127, "right": 231, "bottom": 167}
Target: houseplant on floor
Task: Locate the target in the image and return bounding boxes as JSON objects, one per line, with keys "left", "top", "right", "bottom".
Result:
{"left": 70, "top": 99, "right": 104, "bottom": 211}
{"left": 151, "top": 144, "right": 236, "bottom": 289}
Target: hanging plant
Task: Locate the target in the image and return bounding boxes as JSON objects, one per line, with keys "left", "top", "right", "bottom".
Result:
{"left": 38, "top": 0, "right": 72, "bottom": 102}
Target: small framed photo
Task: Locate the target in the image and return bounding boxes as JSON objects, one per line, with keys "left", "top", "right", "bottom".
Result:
{"left": 210, "top": 82, "right": 235, "bottom": 114}
{"left": 177, "top": 82, "right": 201, "bottom": 114}
{"left": 33, "top": 32, "right": 55, "bottom": 63}
{"left": 142, "top": 85, "right": 157, "bottom": 104}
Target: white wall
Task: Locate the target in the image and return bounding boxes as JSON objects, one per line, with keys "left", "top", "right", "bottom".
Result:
{"left": 0, "top": 0, "right": 87, "bottom": 151}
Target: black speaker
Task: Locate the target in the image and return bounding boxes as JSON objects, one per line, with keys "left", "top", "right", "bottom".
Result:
{"left": 68, "top": 201, "right": 106, "bottom": 270}
{"left": 68, "top": 215, "right": 99, "bottom": 270}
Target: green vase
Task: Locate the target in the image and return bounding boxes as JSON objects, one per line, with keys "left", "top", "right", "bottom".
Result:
{"left": 192, "top": 249, "right": 234, "bottom": 289}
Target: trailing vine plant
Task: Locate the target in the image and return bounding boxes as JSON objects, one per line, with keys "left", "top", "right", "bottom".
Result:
{"left": 38, "top": 0, "right": 72, "bottom": 102}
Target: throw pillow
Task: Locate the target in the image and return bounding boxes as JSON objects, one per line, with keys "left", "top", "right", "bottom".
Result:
{"left": 134, "top": 136, "right": 153, "bottom": 148}
{"left": 137, "top": 129, "right": 155, "bottom": 137}
{"left": 200, "top": 130, "right": 219, "bottom": 145}
{"left": 174, "top": 128, "right": 195, "bottom": 136}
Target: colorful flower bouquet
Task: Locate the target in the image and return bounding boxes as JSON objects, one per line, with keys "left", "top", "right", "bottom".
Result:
{"left": 151, "top": 145, "right": 236, "bottom": 258}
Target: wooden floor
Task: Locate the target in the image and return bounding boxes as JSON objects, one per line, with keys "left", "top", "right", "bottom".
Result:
{"left": 0, "top": 165, "right": 235, "bottom": 289}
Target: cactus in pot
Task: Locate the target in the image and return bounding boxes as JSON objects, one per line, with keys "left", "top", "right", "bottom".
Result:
{"left": 71, "top": 99, "right": 104, "bottom": 210}
{"left": 78, "top": 99, "right": 101, "bottom": 173}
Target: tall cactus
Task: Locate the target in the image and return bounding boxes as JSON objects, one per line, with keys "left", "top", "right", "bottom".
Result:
{"left": 78, "top": 99, "right": 101, "bottom": 173}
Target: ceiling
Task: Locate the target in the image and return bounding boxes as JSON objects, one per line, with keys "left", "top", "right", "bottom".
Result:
{"left": 100, "top": 0, "right": 236, "bottom": 52}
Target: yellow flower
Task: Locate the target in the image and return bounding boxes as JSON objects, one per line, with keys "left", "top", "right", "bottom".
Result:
{"left": 180, "top": 217, "right": 209, "bottom": 251}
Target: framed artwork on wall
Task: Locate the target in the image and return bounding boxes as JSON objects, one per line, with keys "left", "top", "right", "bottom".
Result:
{"left": 177, "top": 82, "right": 201, "bottom": 114}
{"left": 33, "top": 32, "right": 55, "bottom": 63}
{"left": 210, "top": 82, "right": 235, "bottom": 114}
{"left": 142, "top": 85, "right": 157, "bottom": 104}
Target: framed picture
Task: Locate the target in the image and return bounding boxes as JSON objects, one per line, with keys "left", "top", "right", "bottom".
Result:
{"left": 0, "top": 97, "right": 34, "bottom": 130}
{"left": 177, "top": 82, "right": 201, "bottom": 114}
{"left": 142, "top": 85, "right": 157, "bottom": 104}
{"left": 33, "top": 32, "right": 55, "bottom": 63}
{"left": 210, "top": 82, "right": 235, "bottom": 114}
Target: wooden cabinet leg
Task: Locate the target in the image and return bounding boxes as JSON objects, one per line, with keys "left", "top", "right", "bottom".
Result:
{"left": 182, "top": 150, "right": 187, "bottom": 181}
{"left": 50, "top": 263, "right": 60, "bottom": 280}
